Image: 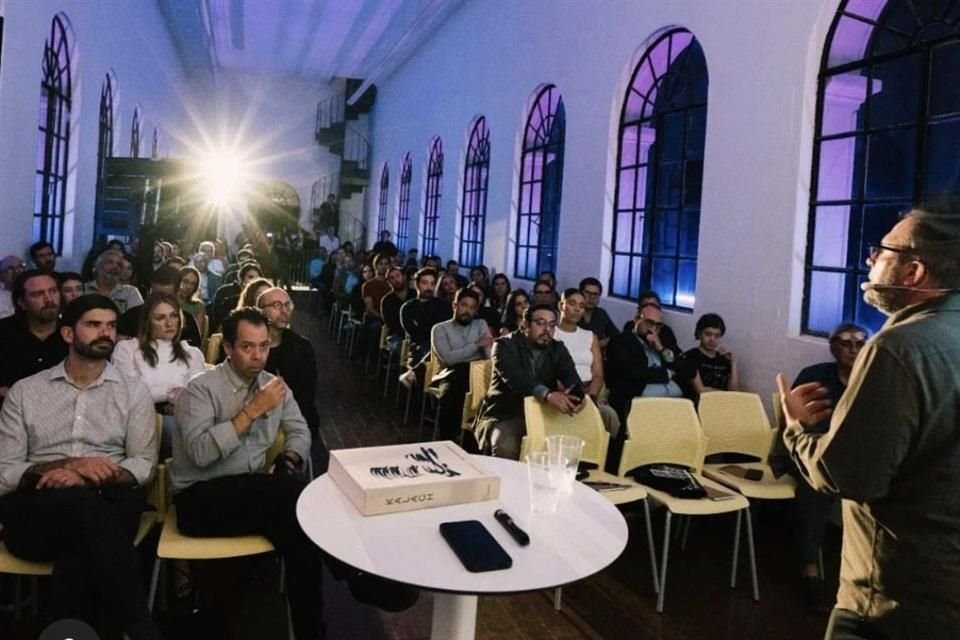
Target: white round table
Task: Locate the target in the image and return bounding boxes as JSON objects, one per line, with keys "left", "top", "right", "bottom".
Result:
{"left": 296, "top": 455, "right": 629, "bottom": 639}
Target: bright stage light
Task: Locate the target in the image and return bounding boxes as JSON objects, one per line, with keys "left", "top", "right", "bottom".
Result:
{"left": 197, "top": 148, "right": 250, "bottom": 207}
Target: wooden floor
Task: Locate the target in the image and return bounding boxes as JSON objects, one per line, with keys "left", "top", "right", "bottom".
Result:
{"left": 0, "top": 295, "right": 840, "bottom": 639}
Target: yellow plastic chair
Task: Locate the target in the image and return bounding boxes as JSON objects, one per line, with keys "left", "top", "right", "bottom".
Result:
{"left": 205, "top": 332, "right": 223, "bottom": 365}
{"left": 460, "top": 358, "right": 492, "bottom": 430}
{"left": 146, "top": 430, "right": 293, "bottom": 638}
{"left": 697, "top": 391, "right": 796, "bottom": 501}
{"left": 418, "top": 357, "right": 443, "bottom": 440}
{"left": 619, "top": 397, "right": 758, "bottom": 612}
{"left": 0, "top": 415, "right": 166, "bottom": 619}
{"left": 519, "top": 396, "right": 610, "bottom": 466}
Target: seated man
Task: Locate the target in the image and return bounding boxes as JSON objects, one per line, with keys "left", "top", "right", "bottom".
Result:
{"left": 430, "top": 288, "right": 493, "bottom": 441}
{"left": 0, "top": 270, "right": 68, "bottom": 407}
{"left": 472, "top": 304, "right": 583, "bottom": 459}
{"left": 380, "top": 266, "right": 415, "bottom": 353}
{"left": 790, "top": 322, "right": 868, "bottom": 612}
{"left": 532, "top": 278, "right": 559, "bottom": 308}
{"left": 684, "top": 313, "right": 740, "bottom": 397}
{"left": 0, "top": 295, "right": 160, "bottom": 639}
{"left": 85, "top": 249, "right": 144, "bottom": 314}
{"left": 620, "top": 290, "right": 680, "bottom": 354}
{"left": 171, "top": 307, "right": 322, "bottom": 639}
{"left": 606, "top": 303, "right": 685, "bottom": 425}
{"left": 399, "top": 267, "right": 450, "bottom": 372}
{"left": 578, "top": 277, "right": 620, "bottom": 348}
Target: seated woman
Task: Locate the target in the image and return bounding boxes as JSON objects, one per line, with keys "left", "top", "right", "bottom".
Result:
{"left": 236, "top": 276, "right": 273, "bottom": 312}
{"left": 556, "top": 288, "right": 621, "bottom": 438}
{"left": 683, "top": 313, "right": 739, "bottom": 396}
{"left": 489, "top": 273, "right": 511, "bottom": 319}
{"left": 177, "top": 266, "right": 208, "bottom": 339}
{"left": 436, "top": 273, "right": 458, "bottom": 304}
{"left": 112, "top": 292, "right": 205, "bottom": 458}
{"left": 499, "top": 289, "right": 530, "bottom": 336}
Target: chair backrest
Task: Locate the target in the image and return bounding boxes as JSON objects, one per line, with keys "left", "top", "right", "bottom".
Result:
{"left": 423, "top": 357, "right": 439, "bottom": 386}
{"left": 399, "top": 339, "right": 410, "bottom": 365}
{"left": 205, "top": 333, "right": 223, "bottom": 365}
{"left": 522, "top": 396, "right": 609, "bottom": 467}
{"left": 618, "top": 398, "right": 705, "bottom": 476}
{"left": 378, "top": 324, "right": 390, "bottom": 350}
{"left": 697, "top": 391, "right": 774, "bottom": 459}
{"left": 468, "top": 359, "right": 492, "bottom": 413}
{"left": 769, "top": 391, "right": 789, "bottom": 456}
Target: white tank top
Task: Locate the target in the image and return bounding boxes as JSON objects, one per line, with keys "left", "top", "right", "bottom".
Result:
{"left": 556, "top": 326, "right": 594, "bottom": 383}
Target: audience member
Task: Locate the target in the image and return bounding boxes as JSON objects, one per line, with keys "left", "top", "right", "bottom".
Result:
{"left": 532, "top": 278, "right": 558, "bottom": 308}
{"left": 112, "top": 292, "right": 204, "bottom": 457}
{"left": 362, "top": 253, "right": 392, "bottom": 322}
{"left": 578, "top": 277, "right": 619, "bottom": 348}
{"left": 430, "top": 288, "right": 493, "bottom": 440}
{"left": 621, "top": 291, "right": 680, "bottom": 354}
{"left": 403, "top": 248, "right": 419, "bottom": 269}
{"left": 788, "top": 322, "right": 867, "bottom": 611}
{"left": 445, "top": 260, "right": 469, "bottom": 288}
{"left": 472, "top": 304, "right": 583, "bottom": 459}
{"left": 350, "top": 263, "right": 375, "bottom": 317}
{"left": 606, "top": 302, "right": 685, "bottom": 424}
{"left": 469, "top": 283, "right": 502, "bottom": 335}
{"left": 0, "top": 255, "right": 26, "bottom": 318}
{"left": 0, "top": 270, "right": 68, "bottom": 407}
{"left": 500, "top": 289, "right": 530, "bottom": 335}
{"left": 58, "top": 271, "right": 85, "bottom": 305}
{"left": 257, "top": 287, "right": 322, "bottom": 440}
{"left": 171, "top": 308, "right": 322, "bottom": 640}
{"left": 423, "top": 255, "right": 442, "bottom": 271}
{"left": 399, "top": 268, "right": 450, "bottom": 373}
{"left": 380, "top": 266, "right": 415, "bottom": 353}
{"left": 86, "top": 249, "right": 144, "bottom": 314}
{"left": 0, "top": 295, "right": 160, "bottom": 639}
{"left": 489, "top": 273, "right": 511, "bottom": 318}
{"left": 177, "top": 266, "right": 208, "bottom": 338}
{"left": 371, "top": 230, "right": 398, "bottom": 257}
{"left": 196, "top": 240, "right": 226, "bottom": 275}
{"left": 436, "top": 272, "right": 459, "bottom": 303}
{"left": 29, "top": 240, "right": 56, "bottom": 273}
{"left": 556, "top": 288, "right": 621, "bottom": 438}
{"left": 119, "top": 266, "right": 202, "bottom": 348}
{"left": 119, "top": 253, "right": 137, "bottom": 288}
{"left": 537, "top": 270, "right": 557, "bottom": 290}
{"left": 469, "top": 266, "right": 489, "bottom": 292}
{"left": 316, "top": 194, "right": 339, "bottom": 234}
{"left": 192, "top": 252, "right": 222, "bottom": 303}
{"left": 212, "top": 261, "right": 263, "bottom": 332}
{"left": 685, "top": 313, "right": 740, "bottom": 396}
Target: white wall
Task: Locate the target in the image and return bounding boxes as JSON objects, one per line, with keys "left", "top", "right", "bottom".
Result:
{"left": 0, "top": 0, "right": 192, "bottom": 269}
{"left": 366, "top": 0, "right": 844, "bottom": 404}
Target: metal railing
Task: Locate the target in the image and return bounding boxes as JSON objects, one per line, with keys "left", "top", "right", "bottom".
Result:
{"left": 344, "top": 126, "right": 370, "bottom": 170}
{"left": 316, "top": 93, "right": 346, "bottom": 132}
{"left": 311, "top": 173, "right": 340, "bottom": 209}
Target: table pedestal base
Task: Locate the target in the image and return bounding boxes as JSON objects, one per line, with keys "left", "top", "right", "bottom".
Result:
{"left": 431, "top": 592, "right": 478, "bottom": 639}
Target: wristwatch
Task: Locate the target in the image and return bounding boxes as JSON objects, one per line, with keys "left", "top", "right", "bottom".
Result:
{"left": 659, "top": 348, "right": 675, "bottom": 363}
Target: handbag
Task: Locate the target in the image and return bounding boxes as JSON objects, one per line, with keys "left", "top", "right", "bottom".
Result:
{"left": 626, "top": 463, "right": 707, "bottom": 499}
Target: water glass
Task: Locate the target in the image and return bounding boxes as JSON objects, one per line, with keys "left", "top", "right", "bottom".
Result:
{"left": 526, "top": 451, "right": 564, "bottom": 513}
{"left": 545, "top": 435, "right": 584, "bottom": 494}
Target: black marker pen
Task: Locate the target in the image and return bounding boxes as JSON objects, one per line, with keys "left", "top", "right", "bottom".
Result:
{"left": 494, "top": 509, "right": 530, "bottom": 546}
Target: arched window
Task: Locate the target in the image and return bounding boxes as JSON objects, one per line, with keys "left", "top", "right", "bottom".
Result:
{"left": 459, "top": 116, "right": 491, "bottom": 267}
{"left": 130, "top": 105, "right": 142, "bottom": 158}
{"left": 803, "top": 0, "right": 960, "bottom": 335}
{"left": 94, "top": 72, "right": 115, "bottom": 233}
{"left": 422, "top": 137, "right": 443, "bottom": 257}
{"left": 377, "top": 164, "right": 389, "bottom": 236}
{"left": 34, "top": 13, "right": 74, "bottom": 254}
{"left": 610, "top": 29, "right": 707, "bottom": 308}
{"left": 396, "top": 153, "right": 413, "bottom": 252}
{"left": 516, "top": 85, "right": 565, "bottom": 280}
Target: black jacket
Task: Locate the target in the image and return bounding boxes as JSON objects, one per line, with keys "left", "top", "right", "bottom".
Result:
{"left": 605, "top": 329, "right": 688, "bottom": 420}
{"left": 265, "top": 329, "right": 319, "bottom": 434}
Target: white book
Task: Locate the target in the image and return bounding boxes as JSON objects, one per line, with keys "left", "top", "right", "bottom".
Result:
{"left": 328, "top": 441, "right": 501, "bottom": 516}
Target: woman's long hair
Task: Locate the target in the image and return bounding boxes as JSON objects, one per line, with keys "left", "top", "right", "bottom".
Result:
{"left": 502, "top": 289, "right": 530, "bottom": 333}
{"left": 137, "top": 292, "right": 190, "bottom": 367}
{"left": 178, "top": 266, "right": 202, "bottom": 303}
{"left": 236, "top": 277, "right": 273, "bottom": 311}
{"left": 490, "top": 273, "right": 511, "bottom": 311}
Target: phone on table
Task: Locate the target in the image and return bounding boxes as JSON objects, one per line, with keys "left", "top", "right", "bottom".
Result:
{"left": 439, "top": 520, "right": 513, "bottom": 573}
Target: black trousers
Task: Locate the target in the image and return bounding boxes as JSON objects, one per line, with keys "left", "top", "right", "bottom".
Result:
{"left": 794, "top": 475, "right": 837, "bottom": 565}
{"left": 175, "top": 473, "right": 323, "bottom": 640}
{"left": 825, "top": 608, "right": 891, "bottom": 640}
{"left": 0, "top": 485, "right": 161, "bottom": 640}
{"left": 434, "top": 362, "right": 470, "bottom": 442}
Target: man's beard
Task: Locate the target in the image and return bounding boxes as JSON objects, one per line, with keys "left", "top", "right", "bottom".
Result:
{"left": 74, "top": 337, "right": 115, "bottom": 360}
{"left": 863, "top": 265, "right": 910, "bottom": 315}
{"left": 36, "top": 306, "right": 59, "bottom": 323}
{"left": 456, "top": 314, "right": 472, "bottom": 326}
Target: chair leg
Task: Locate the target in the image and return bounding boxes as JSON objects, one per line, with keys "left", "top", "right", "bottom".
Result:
{"left": 553, "top": 586, "right": 562, "bottom": 611}
{"left": 431, "top": 399, "right": 441, "bottom": 441}
{"left": 643, "top": 499, "right": 660, "bottom": 594}
{"left": 731, "top": 510, "right": 743, "bottom": 588}
{"left": 681, "top": 515, "right": 692, "bottom": 551}
{"left": 147, "top": 558, "right": 162, "bottom": 614}
{"left": 656, "top": 511, "right": 673, "bottom": 613}
{"left": 418, "top": 388, "right": 429, "bottom": 439}
{"left": 383, "top": 350, "right": 395, "bottom": 399}
{"left": 745, "top": 507, "right": 759, "bottom": 601}
{"left": 403, "top": 382, "right": 414, "bottom": 425}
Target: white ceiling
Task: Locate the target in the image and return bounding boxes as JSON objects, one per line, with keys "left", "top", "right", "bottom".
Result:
{"left": 159, "top": 0, "right": 464, "bottom": 87}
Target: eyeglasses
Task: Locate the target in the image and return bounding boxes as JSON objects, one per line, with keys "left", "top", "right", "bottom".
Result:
{"left": 581, "top": 289, "right": 601, "bottom": 297}
{"left": 260, "top": 300, "right": 295, "bottom": 312}
{"left": 534, "top": 289, "right": 552, "bottom": 295}
{"left": 867, "top": 243, "right": 911, "bottom": 261}
{"left": 639, "top": 301, "right": 662, "bottom": 311}
{"left": 641, "top": 318, "right": 664, "bottom": 329}
{"left": 529, "top": 318, "right": 558, "bottom": 329}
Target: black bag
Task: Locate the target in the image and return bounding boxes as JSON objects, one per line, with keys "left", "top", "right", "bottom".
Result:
{"left": 626, "top": 463, "right": 707, "bottom": 499}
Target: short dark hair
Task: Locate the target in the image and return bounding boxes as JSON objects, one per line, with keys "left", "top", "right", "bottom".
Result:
{"left": 57, "top": 271, "right": 83, "bottom": 286}
{"left": 533, "top": 279, "right": 554, "bottom": 293}
{"left": 523, "top": 303, "right": 558, "bottom": 324}
{"left": 829, "top": 322, "right": 869, "bottom": 342}
{"left": 374, "top": 253, "right": 389, "bottom": 265}
{"left": 637, "top": 290, "right": 662, "bottom": 310}
{"left": 12, "top": 269, "right": 58, "bottom": 306}
{"left": 386, "top": 266, "right": 404, "bottom": 278}
{"left": 221, "top": 307, "right": 270, "bottom": 346}
{"left": 236, "top": 249, "right": 255, "bottom": 261}
{"left": 579, "top": 277, "right": 602, "bottom": 294}
{"left": 695, "top": 313, "right": 726, "bottom": 339}
{"left": 561, "top": 287, "right": 581, "bottom": 301}
{"left": 415, "top": 267, "right": 438, "bottom": 284}
{"left": 454, "top": 287, "right": 480, "bottom": 305}
{"left": 61, "top": 294, "right": 118, "bottom": 329}
{"left": 29, "top": 241, "right": 53, "bottom": 261}
{"left": 447, "top": 260, "right": 459, "bottom": 267}
{"left": 150, "top": 265, "right": 182, "bottom": 290}
{"left": 903, "top": 201, "right": 960, "bottom": 288}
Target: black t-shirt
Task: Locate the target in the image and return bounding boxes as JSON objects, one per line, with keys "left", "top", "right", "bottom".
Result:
{"left": 793, "top": 362, "right": 846, "bottom": 434}
{"left": 0, "top": 315, "right": 68, "bottom": 396}
{"left": 683, "top": 347, "right": 733, "bottom": 391}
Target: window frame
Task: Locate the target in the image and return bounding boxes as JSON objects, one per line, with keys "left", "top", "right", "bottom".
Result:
{"left": 377, "top": 163, "right": 389, "bottom": 237}
{"left": 422, "top": 138, "right": 444, "bottom": 257}
{"left": 459, "top": 116, "right": 491, "bottom": 267}
{"left": 130, "top": 105, "right": 141, "bottom": 158}
{"left": 396, "top": 153, "right": 413, "bottom": 252}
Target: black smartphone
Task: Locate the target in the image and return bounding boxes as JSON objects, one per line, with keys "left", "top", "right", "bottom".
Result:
{"left": 439, "top": 520, "right": 513, "bottom": 573}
